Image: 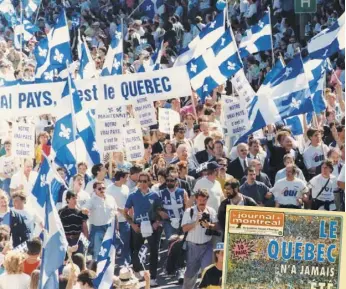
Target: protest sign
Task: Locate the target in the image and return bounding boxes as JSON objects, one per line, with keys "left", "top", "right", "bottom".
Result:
{"left": 95, "top": 118, "right": 124, "bottom": 153}
{"left": 158, "top": 108, "right": 180, "bottom": 136}
{"left": 133, "top": 96, "right": 157, "bottom": 128}
{"left": 0, "top": 120, "right": 10, "bottom": 142}
{"left": 0, "top": 66, "right": 191, "bottom": 116}
{"left": 222, "top": 95, "right": 249, "bottom": 136}
{"left": 11, "top": 122, "right": 35, "bottom": 158}
{"left": 231, "top": 69, "right": 256, "bottom": 104}
{"left": 222, "top": 206, "right": 346, "bottom": 289}
{"left": 124, "top": 119, "right": 144, "bottom": 161}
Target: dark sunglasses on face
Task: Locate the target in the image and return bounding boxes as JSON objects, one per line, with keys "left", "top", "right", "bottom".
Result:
{"left": 178, "top": 129, "right": 186, "bottom": 133}
{"left": 97, "top": 187, "right": 106, "bottom": 191}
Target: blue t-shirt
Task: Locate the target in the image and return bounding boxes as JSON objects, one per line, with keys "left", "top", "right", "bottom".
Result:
{"left": 125, "top": 189, "right": 162, "bottom": 224}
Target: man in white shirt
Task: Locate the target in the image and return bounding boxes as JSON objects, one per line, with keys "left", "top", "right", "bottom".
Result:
{"left": 106, "top": 170, "right": 131, "bottom": 266}
{"left": 83, "top": 181, "right": 117, "bottom": 259}
{"left": 271, "top": 164, "right": 308, "bottom": 209}
{"left": 275, "top": 154, "right": 306, "bottom": 183}
{"left": 244, "top": 0, "right": 257, "bottom": 22}
{"left": 193, "top": 162, "right": 223, "bottom": 213}
{"left": 182, "top": 189, "right": 220, "bottom": 289}
{"left": 303, "top": 128, "right": 329, "bottom": 179}
{"left": 0, "top": 140, "right": 18, "bottom": 194}
{"left": 85, "top": 163, "right": 112, "bottom": 195}
{"left": 309, "top": 160, "right": 338, "bottom": 211}
{"left": 12, "top": 191, "right": 43, "bottom": 238}
{"left": 60, "top": 174, "right": 90, "bottom": 210}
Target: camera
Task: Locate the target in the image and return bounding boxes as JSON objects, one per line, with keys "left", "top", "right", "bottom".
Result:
{"left": 199, "top": 212, "right": 210, "bottom": 226}
{"left": 199, "top": 213, "right": 222, "bottom": 236}
{"left": 205, "top": 229, "right": 222, "bottom": 237}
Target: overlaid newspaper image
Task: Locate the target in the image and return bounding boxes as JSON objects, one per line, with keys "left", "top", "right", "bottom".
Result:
{"left": 222, "top": 206, "right": 346, "bottom": 289}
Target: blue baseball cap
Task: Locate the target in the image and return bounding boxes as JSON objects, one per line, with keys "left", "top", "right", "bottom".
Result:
{"left": 214, "top": 242, "right": 224, "bottom": 251}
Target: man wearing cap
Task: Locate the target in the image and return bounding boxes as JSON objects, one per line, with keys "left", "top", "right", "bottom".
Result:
{"left": 199, "top": 242, "right": 224, "bottom": 289}
{"left": 193, "top": 161, "right": 224, "bottom": 213}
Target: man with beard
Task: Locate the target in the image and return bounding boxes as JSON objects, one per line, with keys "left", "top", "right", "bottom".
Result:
{"left": 217, "top": 180, "right": 257, "bottom": 238}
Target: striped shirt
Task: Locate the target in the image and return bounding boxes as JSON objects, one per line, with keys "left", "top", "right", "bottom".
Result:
{"left": 181, "top": 205, "right": 217, "bottom": 244}
{"left": 58, "top": 207, "right": 88, "bottom": 237}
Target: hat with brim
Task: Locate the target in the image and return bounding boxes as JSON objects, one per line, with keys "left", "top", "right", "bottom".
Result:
{"left": 117, "top": 267, "right": 139, "bottom": 286}
{"left": 214, "top": 242, "right": 224, "bottom": 252}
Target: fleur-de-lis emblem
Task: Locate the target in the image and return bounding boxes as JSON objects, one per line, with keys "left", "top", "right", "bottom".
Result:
{"left": 203, "top": 84, "right": 208, "bottom": 92}
{"left": 146, "top": 5, "right": 152, "bottom": 11}
{"left": 113, "top": 59, "right": 121, "bottom": 70}
{"left": 258, "top": 20, "right": 264, "bottom": 28}
{"left": 38, "top": 46, "right": 47, "bottom": 58}
{"left": 92, "top": 142, "right": 99, "bottom": 153}
{"left": 53, "top": 49, "right": 64, "bottom": 63}
{"left": 290, "top": 98, "right": 301, "bottom": 109}
{"left": 284, "top": 67, "right": 293, "bottom": 77}
{"left": 108, "top": 107, "right": 114, "bottom": 113}
{"left": 220, "top": 37, "right": 226, "bottom": 46}
{"left": 64, "top": 164, "right": 74, "bottom": 173}
{"left": 114, "top": 31, "right": 121, "bottom": 40}
{"left": 44, "top": 71, "right": 54, "bottom": 81}
{"left": 116, "top": 106, "right": 122, "bottom": 112}
{"left": 59, "top": 124, "right": 71, "bottom": 140}
{"left": 227, "top": 61, "right": 236, "bottom": 70}
{"left": 40, "top": 174, "right": 47, "bottom": 187}
{"left": 209, "top": 21, "right": 216, "bottom": 29}
{"left": 190, "top": 63, "right": 197, "bottom": 73}
{"left": 99, "top": 246, "right": 107, "bottom": 257}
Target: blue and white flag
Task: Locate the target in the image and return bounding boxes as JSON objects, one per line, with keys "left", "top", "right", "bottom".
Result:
{"left": 187, "top": 25, "right": 242, "bottom": 100}
{"left": 139, "top": 0, "right": 164, "bottom": 19}
{"left": 101, "top": 23, "right": 123, "bottom": 76}
{"left": 308, "top": 13, "right": 345, "bottom": 59}
{"left": 93, "top": 219, "right": 117, "bottom": 289}
{"left": 52, "top": 72, "right": 100, "bottom": 176}
{"left": 33, "top": 156, "right": 68, "bottom": 289}
{"left": 139, "top": 245, "right": 148, "bottom": 264}
{"left": 239, "top": 11, "right": 272, "bottom": 58}
{"left": 0, "top": 0, "right": 16, "bottom": 27}
{"left": 14, "top": 19, "right": 40, "bottom": 49}
{"left": 137, "top": 40, "right": 164, "bottom": 72}
{"left": 235, "top": 55, "right": 312, "bottom": 144}
{"left": 35, "top": 10, "right": 72, "bottom": 81}
{"left": 283, "top": 115, "right": 304, "bottom": 136}
{"left": 23, "top": 0, "right": 41, "bottom": 18}
{"left": 174, "top": 10, "right": 226, "bottom": 67}
{"left": 303, "top": 57, "right": 330, "bottom": 114}
{"left": 78, "top": 33, "right": 97, "bottom": 79}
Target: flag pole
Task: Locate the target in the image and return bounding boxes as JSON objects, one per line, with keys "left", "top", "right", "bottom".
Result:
{"left": 127, "top": 0, "right": 146, "bottom": 19}
{"left": 34, "top": 0, "right": 43, "bottom": 24}
{"left": 66, "top": 60, "right": 78, "bottom": 162}
{"left": 267, "top": 6, "right": 275, "bottom": 68}
{"left": 19, "top": 0, "right": 23, "bottom": 72}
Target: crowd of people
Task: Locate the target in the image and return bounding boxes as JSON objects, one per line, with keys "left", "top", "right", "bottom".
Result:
{"left": 0, "top": 0, "right": 345, "bottom": 289}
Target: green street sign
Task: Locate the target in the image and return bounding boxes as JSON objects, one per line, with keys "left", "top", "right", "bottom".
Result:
{"left": 294, "top": 0, "right": 317, "bottom": 13}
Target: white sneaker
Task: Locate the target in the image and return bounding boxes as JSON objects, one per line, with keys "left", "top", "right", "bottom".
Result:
{"left": 150, "top": 279, "right": 159, "bottom": 287}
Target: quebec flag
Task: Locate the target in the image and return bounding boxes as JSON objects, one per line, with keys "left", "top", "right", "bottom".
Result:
{"left": 35, "top": 10, "right": 72, "bottom": 81}
{"left": 308, "top": 13, "right": 345, "bottom": 59}
{"left": 52, "top": 72, "right": 100, "bottom": 178}
{"left": 174, "top": 9, "right": 226, "bottom": 67}
{"left": 187, "top": 25, "right": 242, "bottom": 100}
{"left": 23, "top": 0, "right": 41, "bottom": 18}
{"left": 0, "top": 0, "right": 17, "bottom": 27}
{"left": 78, "top": 32, "right": 97, "bottom": 79}
{"left": 235, "top": 55, "right": 312, "bottom": 144}
{"left": 137, "top": 40, "right": 164, "bottom": 72}
{"left": 14, "top": 18, "right": 40, "bottom": 49}
{"left": 239, "top": 11, "right": 272, "bottom": 58}
{"left": 139, "top": 0, "right": 164, "bottom": 19}
{"left": 101, "top": 23, "right": 123, "bottom": 76}
{"left": 33, "top": 156, "right": 68, "bottom": 289}
{"left": 93, "top": 219, "right": 117, "bottom": 289}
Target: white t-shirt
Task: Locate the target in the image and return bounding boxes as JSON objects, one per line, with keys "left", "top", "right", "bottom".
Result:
{"left": 0, "top": 273, "right": 30, "bottom": 289}
{"left": 13, "top": 207, "right": 43, "bottom": 238}
{"left": 193, "top": 177, "right": 223, "bottom": 212}
{"left": 10, "top": 171, "right": 38, "bottom": 195}
{"left": 338, "top": 165, "right": 344, "bottom": 183}
{"left": 193, "top": 133, "right": 208, "bottom": 153}
{"left": 271, "top": 178, "right": 307, "bottom": 206}
{"left": 84, "top": 194, "right": 117, "bottom": 226}
{"left": 60, "top": 189, "right": 90, "bottom": 210}
{"left": 85, "top": 178, "right": 112, "bottom": 195}
{"left": 303, "top": 144, "right": 329, "bottom": 169}
{"left": 106, "top": 184, "right": 129, "bottom": 223}
{"left": 310, "top": 174, "right": 337, "bottom": 204}
{"left": 0, "top": 155, "right": 18, "bottom": 180}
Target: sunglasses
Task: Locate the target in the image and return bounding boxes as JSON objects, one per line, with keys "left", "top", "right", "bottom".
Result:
{"left": 166, "top": 179, "right": 176, "bottom": 183}
{"left": 178, "top": 129, "right": 186, "bottom": 133}
{"left": 97, "top": 187, "right": 106, "bottom": 191}
{"left": 138, "top": 180, "right": 148, "bottom": 183}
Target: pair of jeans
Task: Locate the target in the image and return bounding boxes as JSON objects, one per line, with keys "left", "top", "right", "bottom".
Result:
{"left": 162, "top": 220, "right": 179, "bottom": 244}
{"left": 118, "top": 222, "right": 131, "bottom": 266}
{"left": 89, "top": 224, "right": 110, "bottom": 260}
{"left": 131, "top": 226, "right": 162, "bottom": 279}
